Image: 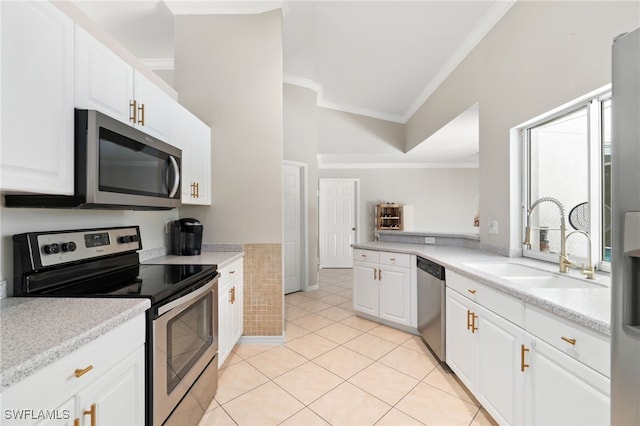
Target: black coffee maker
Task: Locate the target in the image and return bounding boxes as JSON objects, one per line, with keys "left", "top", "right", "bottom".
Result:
{"left": 171, "top": 218, "right": 203, "bottom": 255}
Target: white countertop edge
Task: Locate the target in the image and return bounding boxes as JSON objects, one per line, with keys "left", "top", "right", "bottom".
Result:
{"left": 1, "top": 298, "right": 150, "bottom": 390}
{"left": 375, "top": 230, "right": 481, "bottom": 240}
{"left": 352, "top": 242, "right": 610, "bottom": 336}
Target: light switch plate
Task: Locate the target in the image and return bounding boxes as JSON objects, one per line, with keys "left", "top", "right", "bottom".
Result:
{"left": 424, "top": 237, "right": 436, "bottom": 245}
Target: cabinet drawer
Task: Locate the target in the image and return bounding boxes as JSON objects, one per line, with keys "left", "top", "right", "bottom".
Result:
{"left": 447, "top": 271, "right": 524, "bottom": 327}
{"left": 3, "top": 314, "right": 145, "bottom": 413}
{"left": 219, "top": 257, "right": 243, "bottom": 288}
{"left": 353, "top": 249, "right": 379, "bottom": 264}
{"left": 526, "top": 305, "right": 610, "bottom": 377}
{"left": 379, "top": 251, "right": 411, "bottom": 268}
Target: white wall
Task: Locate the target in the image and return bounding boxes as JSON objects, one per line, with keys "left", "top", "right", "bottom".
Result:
{"left": 283, "top": 84, "right": 319, "bottom": 286}
{"left": 318, "top": 167, "right": 479, "bottom": 242}
{"left": 174, "top": 11, "right": 283, "bottom": 245}
{"left": 405, "top": 1, "right": 640, "bottom": 251}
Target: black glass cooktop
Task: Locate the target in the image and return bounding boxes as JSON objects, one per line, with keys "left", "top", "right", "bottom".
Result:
{"left": 38, "top": 263, "right": 217, "bottom": 305}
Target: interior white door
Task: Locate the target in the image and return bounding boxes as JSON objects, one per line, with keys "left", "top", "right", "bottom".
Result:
{"left": 284, "top": 163, "right": 303, "bottom": 294}
{"left": 319, "top": 179, "right": 357, "bottom": 268}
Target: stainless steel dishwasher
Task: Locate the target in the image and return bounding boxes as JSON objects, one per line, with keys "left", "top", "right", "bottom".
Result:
{"left": 417, "top": 256, "right": 446, "bottom": 362}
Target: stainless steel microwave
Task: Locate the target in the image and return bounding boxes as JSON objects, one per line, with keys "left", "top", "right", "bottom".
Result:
{"left": 6, "top": 109, "right": 182, "bottom": 210}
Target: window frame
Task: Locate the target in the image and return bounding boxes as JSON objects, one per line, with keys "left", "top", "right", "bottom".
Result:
{"left": 520, "top": 86, "right": 611, "bottom": 272}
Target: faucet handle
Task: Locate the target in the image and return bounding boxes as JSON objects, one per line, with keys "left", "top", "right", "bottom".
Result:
{"left": 580, "top": 264, "right": 595, "bottom": 279}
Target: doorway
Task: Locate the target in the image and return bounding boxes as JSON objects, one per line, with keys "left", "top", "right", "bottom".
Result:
{"left": 318, "top": 178, "right": 359, "bottom": 268}
{"left": 283, "top": 162, "right": 308, "bottom": 294}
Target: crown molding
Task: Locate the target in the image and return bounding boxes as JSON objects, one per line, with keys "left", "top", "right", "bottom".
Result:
{"left": 141, "top": 57, "right": 175, "bottom": 70}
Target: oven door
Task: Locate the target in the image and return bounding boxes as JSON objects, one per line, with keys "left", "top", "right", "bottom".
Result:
{"left": 152, "top": 275, "right": 218, "bottom": 426}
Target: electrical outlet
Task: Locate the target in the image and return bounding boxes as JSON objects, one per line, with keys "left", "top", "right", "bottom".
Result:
{"left": 424, "top": 237, "right": 436, "bottom": 245}
{"left": 488, "top": 220, "right": 499, "bottom": 234}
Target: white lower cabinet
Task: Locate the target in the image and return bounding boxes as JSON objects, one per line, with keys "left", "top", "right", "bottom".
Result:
{"left": 446, "top": 288, "right": 524, "bottom": 425}
{"left": 218, "top": 257, "right": 244, "bottom": 367}
{"left": 445, "top": 270, "right": 610, "bottom": 425}
{"left": 1, "top": 315, "right": 145, "bottom": 426}
{"left": 353, "top": 249, "right": 415, "bottom": 328}
{"left": 523, "top": 334, "right": 610, "bottom": 426}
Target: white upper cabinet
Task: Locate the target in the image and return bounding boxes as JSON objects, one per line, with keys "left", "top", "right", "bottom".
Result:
{"left": 1, "top": 1, "right": 75, "bottom": 195}
{"left": 173, "top": 103, "right": 211, "bottom": 205}
{"left": 75, "top": 27, "right": 172, "bottom": 142}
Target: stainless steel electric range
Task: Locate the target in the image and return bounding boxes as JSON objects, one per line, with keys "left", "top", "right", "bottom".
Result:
{"left": 13, "top": 225, "right": 219, "bottom": 426}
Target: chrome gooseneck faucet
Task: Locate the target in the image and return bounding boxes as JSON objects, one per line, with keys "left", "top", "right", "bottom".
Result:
{"left": 523, "top": 197, "right": 573, "bottom": 273}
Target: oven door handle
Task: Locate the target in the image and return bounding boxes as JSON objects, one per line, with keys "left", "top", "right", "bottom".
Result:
{"left": 157, "top": 276, "right": 216, "bottom": 316}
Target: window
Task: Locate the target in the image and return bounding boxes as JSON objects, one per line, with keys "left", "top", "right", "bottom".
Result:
{"left": 522, "top": 88, "right": 611, "bottom": 271}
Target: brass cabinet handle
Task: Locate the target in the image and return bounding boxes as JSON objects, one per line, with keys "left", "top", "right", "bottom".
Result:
{"left": 83, "top": 403, "right": 96, "bottom": 426}
{"left": 229, "top": 286, "right": 235, "bottom": 304}
{"left": 74, "top": 418, "right": 80, "bottom": 426}
{"left": 471, "top": 313, "right": 478, "bottom": 333}
{"left": 74, "top": 365, "right": 94, "bottom": 378}
{"left": 468, "top": 289, "right": 477, "bottom": 295}
{"left": 373, "top": 268, "right": 377, "bottom": 280}
{"left": 561, "top": 336, "right": 577, "bottom": 345}
{"left": 229, "top": 270, "right": 236, "bottom": 275}
{"left": 129, "top": 100, "right": 137, "bottom": 123}
{"left": 138, "top": 103, "right": 145, "bottom": 125}
{"left": 521, "top": 344, "right": 530, "bottom": 372}
{"left": 389, "top": 258, "right": 396, "bottom": 261}
{"left": 467, "top": 310, "right": 473, "bottom": 331}
{"left": 195, "top": 182, "right": 199, "bottom": 198}
{"left": 378, "top": 269, "right": 382, "bottom": 280}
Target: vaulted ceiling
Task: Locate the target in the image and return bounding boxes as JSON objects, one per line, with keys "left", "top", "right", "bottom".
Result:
{"left": 73, "top": 1, "right": 515, "bottom": 165}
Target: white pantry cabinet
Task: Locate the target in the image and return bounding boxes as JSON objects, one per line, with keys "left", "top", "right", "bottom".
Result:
{"left": 218, "top": 257, "right": 244, "bottom": 367}
{"left": 0, "top": 1, "right": 74, "bottom": 195}
{"left": 445, "top": 270, "right": 610, "bottom": 425}
{"left": 2, "top": 315, "right": 145, "bottom": 426}
{"left": 75, "top": 27, "right": 173, "bottom": 142}
{"left": 353, "top": 249, "right": 415, "bottom": 328}
{"left": 173, "top": 104, "right": 212, "bottom": 205}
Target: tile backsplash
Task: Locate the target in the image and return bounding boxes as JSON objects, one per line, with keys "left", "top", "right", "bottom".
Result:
{"left": 242, "top": 243, "right": 283, "bottom": 336}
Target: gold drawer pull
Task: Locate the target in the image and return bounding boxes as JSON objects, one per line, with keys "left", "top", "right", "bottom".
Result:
{"left": 74, "top": 365, "right": 94, "bottom": 378}
{"left": 74, "top": 418, "right": 80, "bottom": 426}
{"left": 84, "top": 403, "right": 96, "bottom": 426}
{"left": 468, "top": 289, "right": 477, "bottom": 295}
{"left": 129, "top": 99, "right": 137, "bottom": 123}
{"left": 561, "top": 336, "right": 577, "bottom": 345}
{"left": 229, "top": 270, "right": 236, "bottom": 274}
{"left": 361, "top": 254, "right": 367, "bottom": 257}
{"left": 389, "top": 258, "right": 396, "bottom": 261}
{"left": 521, "top": 344, "right": 530, "bottom": 372}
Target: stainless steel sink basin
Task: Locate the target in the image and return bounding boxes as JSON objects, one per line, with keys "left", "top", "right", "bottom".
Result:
{"left": 464, "top": 262, "right": 549, "bottom": 277}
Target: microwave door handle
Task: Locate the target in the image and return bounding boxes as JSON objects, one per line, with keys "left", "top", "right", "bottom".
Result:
{"left": 167, "top": 155, "right": 180, "bottom": 198}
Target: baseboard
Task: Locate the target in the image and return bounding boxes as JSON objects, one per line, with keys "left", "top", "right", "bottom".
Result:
{"left": 305, "top": 284, "right": 319, "bottom": 291}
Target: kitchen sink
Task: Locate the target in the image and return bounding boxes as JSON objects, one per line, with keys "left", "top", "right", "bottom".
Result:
{"left": 505, "top": 275, "right": 599, "bottom": 289}
{"left": 463, "top": 262, "right": 549, "bottom": 277}
{"left": 463, "top": 262, "right": 605, "bottom": 289}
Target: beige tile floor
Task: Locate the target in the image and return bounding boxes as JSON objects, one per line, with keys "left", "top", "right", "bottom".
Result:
{"left": 199, "top": 268, "right": 498, "bottom": 426}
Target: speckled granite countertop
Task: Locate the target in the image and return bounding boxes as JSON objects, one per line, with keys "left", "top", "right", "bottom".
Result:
{"left": 353, "top": 242, "right": 611, "bottom": 336}
{"left": 143, "top": 251, "right": 243, "bottom": 267}
{"left": 1, "top": 297, "right": 149, "bottom": 390}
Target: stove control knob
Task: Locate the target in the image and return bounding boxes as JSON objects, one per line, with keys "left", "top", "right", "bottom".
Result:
{"left": 44, "top": 243, "right": 60, "bottom": 254}
{"left": 61, "top": 242, "right": 77, "bottom": 252}
{"left": 119, "top": 235, "right": 131, "bottom": 244}
{"left": 130, "top": 234, "right": 139, "bottom": 242}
